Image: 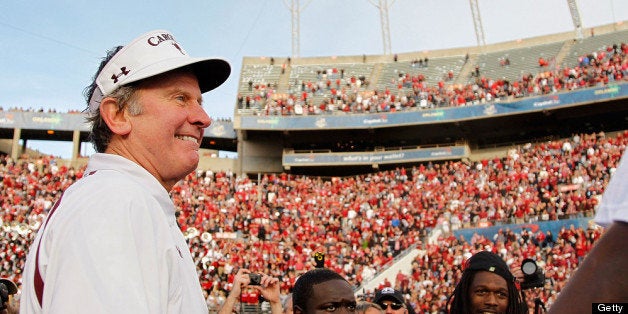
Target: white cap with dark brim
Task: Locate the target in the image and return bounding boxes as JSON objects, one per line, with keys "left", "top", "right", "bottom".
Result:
{"left": 88, "top": 29, "right": 230, "bottom": 114}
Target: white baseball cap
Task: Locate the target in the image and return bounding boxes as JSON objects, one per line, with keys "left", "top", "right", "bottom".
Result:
{"left": 88, "top": 29, "right": 230, "bottom": 114}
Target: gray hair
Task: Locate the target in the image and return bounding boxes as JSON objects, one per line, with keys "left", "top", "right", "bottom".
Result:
{"left": 86, "top": 85, "right": 142, "bottom": 153}
{"left": 84, "top": 45, "right": 143, "bottom": 153}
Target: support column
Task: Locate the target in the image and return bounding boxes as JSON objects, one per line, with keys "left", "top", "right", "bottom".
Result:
{"left": 72, "top": 130, "right": 81, "bottom": 160}
{"left": 11, "top": 128, "right": 21, "bottom": 160}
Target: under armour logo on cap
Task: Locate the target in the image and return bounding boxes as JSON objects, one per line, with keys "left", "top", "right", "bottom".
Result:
{"left": 111, "top": 67, "right": 130, "bottom": 83}
{"left": 87, "top": 29, "right": 231, "bottom": 115}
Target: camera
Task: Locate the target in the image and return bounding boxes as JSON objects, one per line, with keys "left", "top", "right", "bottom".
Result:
{"left": 520, "top": 258, "right": 546, "bottom": 290}
{"left": 314, "top": 251, "right": 325, "bottom": 268}
{"left": 0, "top": 278, "right": 17, "bottom": 311}
{"left": 249, "top": 273, "right": 262, "bottom": 286}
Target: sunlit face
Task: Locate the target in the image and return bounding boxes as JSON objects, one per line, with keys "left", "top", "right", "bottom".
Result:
{"left": 120, "top": 70, "right": 210, "bottom": 190}
{"left": 304, "top": 279, "right": 356, "bottom": 314}
{"left": 469, "top": 271, "right": 509, "bottom": 314}
{"left": 363, "top": 307, "right": 383, "bottom": 314}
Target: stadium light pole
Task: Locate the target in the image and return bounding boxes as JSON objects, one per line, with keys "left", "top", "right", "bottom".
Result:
{"left": 469, "top": 0, "right": 486, "bottom": 47}
{"left": 566, "top": 0, "right": 584, "bottom": 40}
{"left": 609, "top": 0, "right": 617, "bottom": 30}
{"left": 368, "top": 0, "right": 394, "bottom": 56}
{"left": 284, "top": 0, "right": 313, "bottom": 58}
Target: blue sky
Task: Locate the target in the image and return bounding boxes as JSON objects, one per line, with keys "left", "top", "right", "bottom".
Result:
{"left": 1, "top": 0, "right": 627, "bottom": 157}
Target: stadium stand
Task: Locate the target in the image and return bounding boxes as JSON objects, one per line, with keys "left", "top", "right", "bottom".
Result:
{"left": 379, "top": 55, "right": 467, "bottom": 89}
{"left": 235, "top": 24, "right": 626, "bottom": 116}
{"left": 561, "top": 28, "right": 628, "bottom": 69}
{"left": 468, "top": 41, "right": 565, "bottom": 84}
{"left": 1, "top": 22, "right": 627, "bottom": 313}
{"left": 1, "top": 129, "right": 625, "bottom": 312}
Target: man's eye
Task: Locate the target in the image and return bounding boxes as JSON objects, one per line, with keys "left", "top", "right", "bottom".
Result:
{"left": 324, "top": 305, "right": 338, "bottom": 312}
{"left": 347, "top": 304, "right": 357, "bottom": 312}
{"left": 475, "top": 289, "right": 487, "bottom": 296}
{"left": 497, "top": 291, "right": 508, "bottom": 298}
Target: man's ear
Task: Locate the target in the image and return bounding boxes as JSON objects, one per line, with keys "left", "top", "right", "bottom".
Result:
{"left": 100, "top": 97, "right": 132, "bottom": 135}
{"left": 293, "top": 305, "right": 304, "bottom": 314}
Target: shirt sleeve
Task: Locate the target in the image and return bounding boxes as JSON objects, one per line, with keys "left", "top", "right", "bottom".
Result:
{"left": 595, "top": 151, "right": 628, "bottom": 227}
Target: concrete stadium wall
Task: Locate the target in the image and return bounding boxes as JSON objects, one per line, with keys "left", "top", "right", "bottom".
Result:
{"left": 237, "top": 132, "right": 284, "bottom": 174}
{"left": 0, "top": 139, "right": 12, "bottom": 156}
{"left": 197, "top": 156, "right": 237, "bottom": 172}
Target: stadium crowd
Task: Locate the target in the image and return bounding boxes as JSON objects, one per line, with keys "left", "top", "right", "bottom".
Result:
{"left": 1, "top": 130, "right": 626, "bottom": 312}
{"left": 360, "top": 223, "right": 603, "bottom": 312}
{"left": 240, "top": 42, "right": 628, "bottom": 116}
{"left": 0, "top": 106, "right": 83, "bottom": 114}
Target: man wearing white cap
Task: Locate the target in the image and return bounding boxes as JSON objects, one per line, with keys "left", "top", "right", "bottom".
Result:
{"left": 20, "top": 30, "right": 230, "bottom": 313}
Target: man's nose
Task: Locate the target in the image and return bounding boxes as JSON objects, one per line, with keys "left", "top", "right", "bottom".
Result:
{"left": 485, "top": 293, "right": 499, "bottom": 305}
{"left": 189, "top": 105, "right": 211, "bottom": 128}
{"left": 337, "top": 307, "right": 355, "bottom": 314}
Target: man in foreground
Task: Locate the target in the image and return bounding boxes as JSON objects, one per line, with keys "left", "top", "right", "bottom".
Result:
{"left": 447, "top": 251, "right": 528, "bottom": 314}
{"left": 292, "top": 268, "right": 357, "bottom": 314}
{"left": 20, "top": 29, "right": 230, "bottom": 313}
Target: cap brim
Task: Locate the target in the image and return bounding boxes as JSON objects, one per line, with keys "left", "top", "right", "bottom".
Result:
{"left": 192, "top": 58, "right": 231, "bottom": 93}
{"left": 119, "top": 56, "right": 231, "bottom": 93}
{"left": 88, "top": 57, "right": 230, "bottom": 114}
{"left": 379, "top": 296, "right": 402, "bottom": 303}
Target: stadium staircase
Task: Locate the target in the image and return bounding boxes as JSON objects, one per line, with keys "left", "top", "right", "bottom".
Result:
{"left": 278, "top": 64, "right": 292, "bottom": 92}
{"left": 369, "top": 63, "right": 384, "bottom": 89}
{"left": 287, "top": 62, "right": 375, "bottom": 106}
{"left": 552, "top": 40, "right": 575, "bottom": 68}
{"left": 354, "top": 243, "right": 424, "bottom": 297}
{"left": 353, "top": 216, "right": 453, "bottom": 296}
{"left": 454, "top": 54, "right": 479, "bottom": 86}
{"left": 376, "top": 55, "right": 467, "bottom": 93}
{"left": 468, "top": 41, "right": 564, "bottom": 84}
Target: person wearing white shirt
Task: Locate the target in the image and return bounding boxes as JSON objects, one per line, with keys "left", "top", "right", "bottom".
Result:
{"left": 20, "top": 29, "right": 230, "bottom": 313}
{"left": 549, "top": 151, "right": 628, "bottom": 313}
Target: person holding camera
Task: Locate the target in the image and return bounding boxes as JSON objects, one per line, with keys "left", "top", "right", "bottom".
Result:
{"left": 447, "top": 251, "right": 528, "bottom": 314}
{"left": 218, "top": 268, "right": 282, "bottom": 314}
{"left": 1, "top": 278, "right": 18, "bottom": 314}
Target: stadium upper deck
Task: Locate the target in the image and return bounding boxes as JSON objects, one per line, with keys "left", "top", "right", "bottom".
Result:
{"left": 234, "top": 22, "right": 627, "bottom": 116}
{"left": 231, "top": 21, "right": 628, "bottom": 176}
